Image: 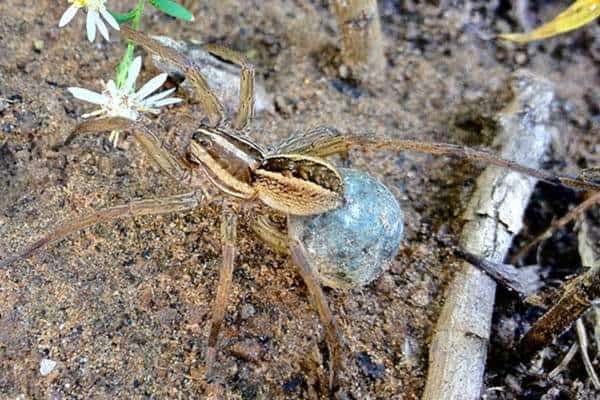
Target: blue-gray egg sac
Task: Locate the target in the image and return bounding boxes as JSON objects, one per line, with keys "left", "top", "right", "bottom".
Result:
{"left": 289, "top": 168, "right": 404, "bottom": 289}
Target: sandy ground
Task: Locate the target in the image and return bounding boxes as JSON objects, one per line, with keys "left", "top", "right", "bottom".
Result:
{"left": 1, "top": 0, "right": 599, "bottom": 398}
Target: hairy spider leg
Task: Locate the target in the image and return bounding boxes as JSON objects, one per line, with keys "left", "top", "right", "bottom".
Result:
{"left": 288, "top": 233, "right": 344, "bottom": 391}
{"left": 121, "top": 26, "right": 225, "bottom": 127}
{"left": 203, "top": 44, "right": 255, "bottom": 130}
{"left": 205, "top": 208, "right": 238, "bottom": 383}
{"left": 0, "top": 192, "right": 200, "bottom": 269}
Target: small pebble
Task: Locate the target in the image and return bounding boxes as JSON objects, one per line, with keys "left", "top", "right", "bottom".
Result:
{"left": 339, "top": 64, "right": 350, "bottom": 79}
{"left": 33, "top": 39, "right": 44, "bottom": 52}
{"left": 40, "top": 358, "right": 57, "bottom": 376}
{"left": 402, "top": 336, "right": 420, "bottom": 363}
{"left": 240, "top": 303, "right": 256, "bottom": 320}
{"left": 514, "top": 52, "right": 528, "bottom": 65}
{"left": 230, "top": 339, "right": 262, "bottom": 362}
{"left": 117, "top": 139, "right": 130, "bottom": 151}
{"left": 356, "top": 352, "right": 385, "bottom": 379}
{"left": 375, "top": 273, "right": 396, "bottom": 295}
{"left": 2, "top": 123, "right": 15, "bottom": 133}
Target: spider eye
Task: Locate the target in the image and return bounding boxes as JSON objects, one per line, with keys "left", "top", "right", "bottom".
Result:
{"left": 192, "top": 132, "right": 213, "bottom": 148}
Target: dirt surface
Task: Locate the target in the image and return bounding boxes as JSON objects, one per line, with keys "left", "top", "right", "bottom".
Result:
{"left": 0, "top": 0, "right": 599, "bottom": 399}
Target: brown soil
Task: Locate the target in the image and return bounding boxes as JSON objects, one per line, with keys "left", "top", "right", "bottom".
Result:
{"left": 1, "top": 0, "right": 598, "bottom": 399}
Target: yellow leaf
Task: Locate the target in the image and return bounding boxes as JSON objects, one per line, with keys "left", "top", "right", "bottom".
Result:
{"left": 498, "top": 0, "right": 600, "bottom": 43}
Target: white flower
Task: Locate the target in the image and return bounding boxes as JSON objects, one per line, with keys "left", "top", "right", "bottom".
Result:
{"left": 59, "top": 0, "right": 120, "bottom": 42}
{"left": 68, "top": 56, "right": 182, "bottom": 145}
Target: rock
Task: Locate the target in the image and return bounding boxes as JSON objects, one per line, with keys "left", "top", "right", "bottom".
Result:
{"left": 240, "top": 303, "right": 256, "bottom": 320}
{"left": 32, "top": 39, "right": 44, "bottom": 52}
{"left": 147, "top": 36, "right": 273, "bottom": 115}
{"left": 356, "top": 352, "right": 385, "bottom": 379}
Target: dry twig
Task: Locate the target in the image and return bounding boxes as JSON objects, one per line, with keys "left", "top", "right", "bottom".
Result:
{"left": 521, "top": 206, "right": 600, "bottom": 352}
{"left": 594, "top": 303, "right": 600, "bottom": 352}
{"left": 455, "top": 249, "right": 541, "bottom": 297}
{"left": 331, "top": 0, "right": 385, "bottom": 81}
{"left": 576, "top": 318, "right": 600, "bottom": 389}
{"left": 548, "top": 342, "right": 578, "bottom": 379}
{"left": 423, "top": 71, "right": 556, "bottom": 400}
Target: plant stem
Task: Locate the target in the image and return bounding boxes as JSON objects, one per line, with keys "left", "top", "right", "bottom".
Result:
{"left": 116, "top": 0, "right": 145, "bottom": 88}
{"left": 331, "top": 0, "right": 385, "bottom": 81}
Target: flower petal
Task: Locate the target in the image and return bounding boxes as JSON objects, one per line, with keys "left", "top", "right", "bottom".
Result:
{"left": 143, "top": 88, "right": 177, "bottom": 105}
{"left": 59, "top": 5, "right": 79, "bottom": 27}
{"left": 125, "top": 57, "right": 142, "bottom": 93}
{"left": 86, "top": 10, "right": 97, "bottom": 42}
{"left": 135, "top": 73, "right": 168, "bottom": 100}
{"left": 151, "top": 97, "right": 183, "bottom": 107}
{"left": 95, "top": 13, "right": 110, "bottom": 41}
{"left": 114, "top": 108, "right": 138, "bottom": 121}
{"left": 100, "top": 8, "right": 120, "bottom": 31}
{"left": 68, "top": 87, "right": 108, "bottom": 105}
{"left": 105, "top": 80, "right": 119, "bottom": 98}
{"left": 82, "top": 109, "right": 106, "bottom": 119}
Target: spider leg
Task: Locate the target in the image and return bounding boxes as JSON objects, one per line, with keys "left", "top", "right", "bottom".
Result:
{"left": 273, "top": 128, "right": 599, "bottom": 192}
{"left": 66, "top": 117, "right": 191, "bottom": 183}
{"left": 205, "top": 208, "right": 238, "bottom": 383}
{"left": 120, "top": 26, "right": 225, "bottom": 127}
{"left": 288, "top": 235, "right": 343, "bottom": 391}
{"left": 271, "top": 126, "right": 348, "bottom": 158}
{"left": 203, "top": 44, "right": 255, "bottom": 130}
{"left": 253, "top": 215, "right": 343, "bottom": 389}
{"left": 356, "top": 137, "right": 600, "bottom": 192}
{"left": 250, "top": 215, "right": 289, "bottom": 254}
{"left": 58, "top": 116, "right": 133, "bottom": 148}
{"left": 0, "top": 192, "right": 200, "bottom": 269}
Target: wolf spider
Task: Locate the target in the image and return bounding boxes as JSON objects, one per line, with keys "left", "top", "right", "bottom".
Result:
{"left": 1, "top": 26, "right": 598, "bottom": 392}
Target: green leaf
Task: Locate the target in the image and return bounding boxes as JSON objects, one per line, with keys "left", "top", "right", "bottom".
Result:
{"left": 116, "top": 44, "right": 135, "bottom": 89}
{"left": 149, "top": 0, "right": 194, "bottom": 22}
{"left": 108, "top": 9, "right": 137, "bottom": 24}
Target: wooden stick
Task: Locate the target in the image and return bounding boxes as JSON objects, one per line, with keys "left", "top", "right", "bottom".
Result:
{"left": 423, "top": 71, "right": 556, "bottom": 400}
{"left": 453, "top": 249, "right": 541, "bottom": 298}
{"left": 548, "top": 342, "right": 578, "bottom": 379}
{"left": 331, "top": 0, "right": 385, "bottom": 81}
{"left": 521, "top": 200, "right": 600, "bottom": 352}
{"left": 576, "top": 318, "right": 600, "bottom": 389}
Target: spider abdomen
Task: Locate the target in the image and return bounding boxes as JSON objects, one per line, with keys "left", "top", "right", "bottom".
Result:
{"left": 253, "top": 154, "right": 344, "bottom": 215}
